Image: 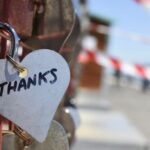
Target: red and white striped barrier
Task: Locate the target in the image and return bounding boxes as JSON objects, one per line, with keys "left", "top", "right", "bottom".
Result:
{"left": 78, "top": 49, "right": 150, "bottom": 80}
{"left": 134, "top": 0, "right": 150, "bottom": 11}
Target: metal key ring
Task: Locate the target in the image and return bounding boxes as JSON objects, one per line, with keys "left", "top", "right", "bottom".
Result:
{"left": 0, "top": 22, "right": 27, "bottom": 78}
{"left": 0, "top": 22, "right": 20, "bottom": 58}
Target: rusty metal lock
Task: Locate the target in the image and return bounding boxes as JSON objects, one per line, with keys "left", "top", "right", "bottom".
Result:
{"left": 24, "top": 0, "right": 77, "bottom": 53}
{"left": 0, "top": 0, "right": 35, "bottom": 38}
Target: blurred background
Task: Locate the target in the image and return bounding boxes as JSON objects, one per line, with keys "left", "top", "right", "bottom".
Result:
{"left": 72, "top": 0, "right": 150, "bottom": 150}
{"left": 1, "top": 0, "right": 150, "bottom": 150}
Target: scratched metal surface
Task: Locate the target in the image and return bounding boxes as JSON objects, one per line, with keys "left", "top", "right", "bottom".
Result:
{"left": 2, "top": 120, "right": 69, "bottom": 150}
{"left": 27, "top": 120, "right": 69, "bottom": 150}
{"left": 0, "top": 0, "right": 34, "bottom": 37}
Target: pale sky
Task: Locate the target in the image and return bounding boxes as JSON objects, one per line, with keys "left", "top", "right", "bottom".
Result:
{"left": 88, "top": 0, "right": 150, "bottom": 65}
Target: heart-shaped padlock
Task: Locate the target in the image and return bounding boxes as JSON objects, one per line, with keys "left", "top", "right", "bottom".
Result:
{"left": 0, "top": 49, "right": 70, "bottom": 142}
{"left": 0, "top": 22, "right": 70, "bottom": 142}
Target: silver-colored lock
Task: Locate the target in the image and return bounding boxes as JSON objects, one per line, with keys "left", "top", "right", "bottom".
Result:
{"left": 60, "top": 106, "right": 80, "bottom": 146}
{"left": 0, "top": 22, "right": 20, "bottom": 58}
{"left": 0, "top": 22, "right": 28, "bottom": 78}
{"left": 64, "top": 106, "right": 80, "bottom": 130}
{"left": 27, "top": 120, "right": 69, "bottom": 150}
{"left": 2, "top": 120, "right": 69, "bottom": 150}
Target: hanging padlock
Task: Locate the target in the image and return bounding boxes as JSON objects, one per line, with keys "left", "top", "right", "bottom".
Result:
{"left": 54, "top": 102, "right": 80, "bottom": 146}
{"left": 27, "top": 120, "right": 69, "bottom": 150}
{"left": 0, "top": 22, "right": 70, "bottom": 143}
{"left": 2, "top": 120, "right": 69, "bottom": 150}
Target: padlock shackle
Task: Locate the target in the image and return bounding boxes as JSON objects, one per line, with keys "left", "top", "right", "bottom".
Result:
{"left": 0, "top": 22, "right": 20, "bottom": 58}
